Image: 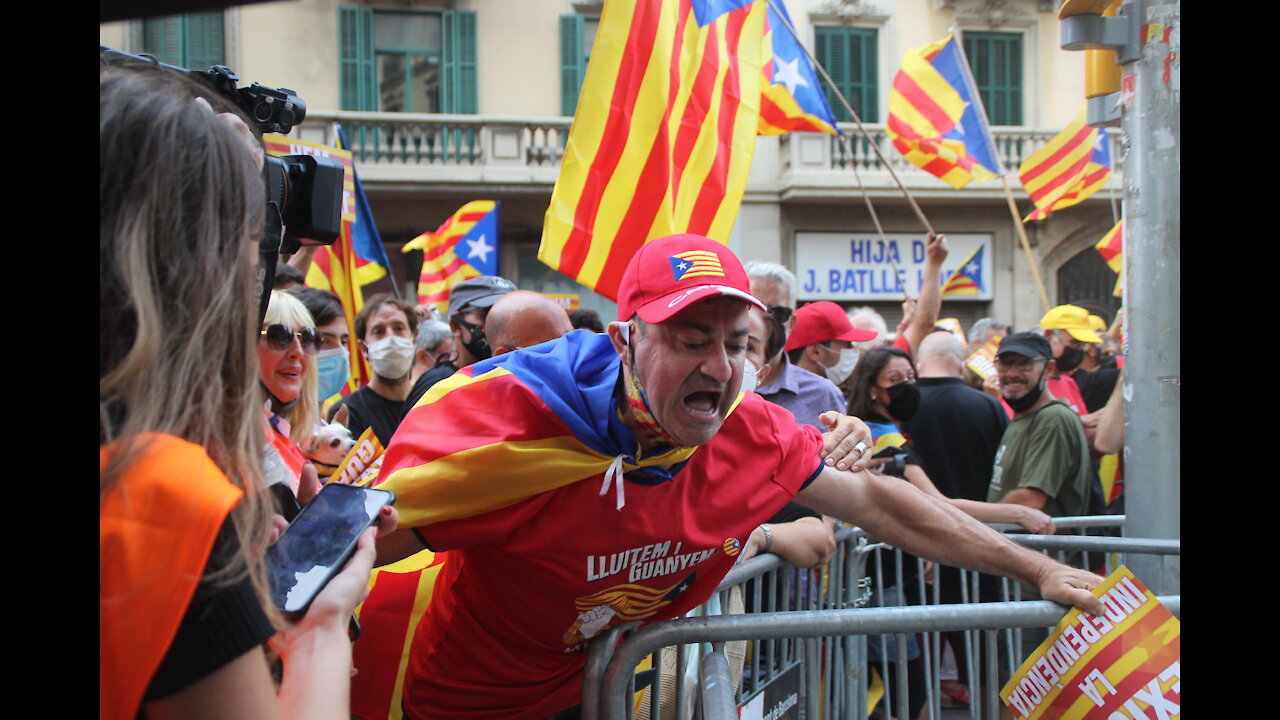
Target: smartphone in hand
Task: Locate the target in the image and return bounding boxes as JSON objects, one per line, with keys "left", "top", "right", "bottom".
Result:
{"left": 267, "top": 482, "right": 395, "bottom": 620}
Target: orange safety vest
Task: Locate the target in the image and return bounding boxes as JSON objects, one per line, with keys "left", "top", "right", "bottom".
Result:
{"left": 100, "top": 433, "right": 243, "bottom": 720}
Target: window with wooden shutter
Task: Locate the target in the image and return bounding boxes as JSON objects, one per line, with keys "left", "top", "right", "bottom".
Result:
{"left": 339, "top": 6, "right": 476, "bottom": 114}
{"left": 962, "top": 32, "right": 1023, "bottom": 126}
{"left": 559, "top": 14, "right": 599, "bottom": 117}
{"left": 143, "top": 12, "right": 224, "bottom": 71}
{"left": 814, "top": 26, "right": 877, "bottom": 123}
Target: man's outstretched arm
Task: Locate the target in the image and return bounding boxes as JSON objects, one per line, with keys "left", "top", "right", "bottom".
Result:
{"left": 794, "top": 465, "right": 1104, "bottom": 614}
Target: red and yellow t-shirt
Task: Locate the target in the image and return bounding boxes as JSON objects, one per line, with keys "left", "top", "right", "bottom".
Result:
{"left": 394, "top": 394, "right": 822, "bottom": 719}
{"left": 374, "top": 331, "right": 826, "bottom": 719}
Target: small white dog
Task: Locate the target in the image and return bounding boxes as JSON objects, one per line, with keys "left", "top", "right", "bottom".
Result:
{"left": 302, "top": 404, "right": 356, "bottom": 473}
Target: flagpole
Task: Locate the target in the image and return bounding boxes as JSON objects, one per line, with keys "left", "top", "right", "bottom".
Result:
{"left": 764, "top": 0, "right": 935, "bottom": 237}
{"left": 1002, "top": 177, "right": 1051, "bottom": 312}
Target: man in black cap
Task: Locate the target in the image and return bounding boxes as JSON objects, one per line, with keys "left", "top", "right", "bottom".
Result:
{"left": 986, "top": 331, "right": 1092, "bottom": 520}
{"left": 401, "top": 275, "right": 517, "bottom": 414}
{"left": 986, "top": 331, "right": 1095, "bottom": 658}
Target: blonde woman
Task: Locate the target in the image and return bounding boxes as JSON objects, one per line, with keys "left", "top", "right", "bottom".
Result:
{"left": 259, "top": 290, "right": 323, "bottom": 502}
{"left": 100, "top": 64, "right": 394, "bottom": 720}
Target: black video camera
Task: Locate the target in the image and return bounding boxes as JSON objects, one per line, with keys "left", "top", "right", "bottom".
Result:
{"left": 99, "top": 47, "right": 344, "bottom": 254}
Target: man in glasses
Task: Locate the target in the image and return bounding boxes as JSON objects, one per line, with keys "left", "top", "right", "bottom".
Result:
{"left": 744, "top": 263, "right": 848, "bottom": 430}
{"left": 986, "top": 331, "right": 1095, "bottom": 659}
{"left": 987, "top": 331, "right": 1093, "bottom": 531}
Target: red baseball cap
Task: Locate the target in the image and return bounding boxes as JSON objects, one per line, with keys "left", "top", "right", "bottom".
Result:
{"left": 616, "top": 234, "right": 766, "bottom": 323}
{"left": 784, "top": 301, "right": 879, "bottom": 351}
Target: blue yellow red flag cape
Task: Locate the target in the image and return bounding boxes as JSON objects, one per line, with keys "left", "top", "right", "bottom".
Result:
{"left": 375, "top": 329, "right": 739, "bottom": 528}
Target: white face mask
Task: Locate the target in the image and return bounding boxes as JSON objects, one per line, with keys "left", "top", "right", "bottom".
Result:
{"left": 820, "top": 345, "right": 859, "bottom": 385}
{"left": 740, "top": 359, "right": 760, "bottom": 394}
{"left": 366, "top": 335, "right": 414, "bottom": 380}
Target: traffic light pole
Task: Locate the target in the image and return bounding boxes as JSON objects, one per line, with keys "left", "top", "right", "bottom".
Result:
{"left": 1060, "top": 0, "right": 1179, "bottom": 594}
{"left": 1117, "top": 0, "right": 1179, "bottom": 595}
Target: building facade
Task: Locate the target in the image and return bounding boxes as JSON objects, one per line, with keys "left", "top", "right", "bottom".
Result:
{"left": 101, "top": 0, "right": 1124, "bottom": 334}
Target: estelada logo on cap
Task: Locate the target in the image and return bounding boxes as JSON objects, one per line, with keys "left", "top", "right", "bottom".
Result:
{"left": 669, "top": 250, "right": 726, "bottom": 282}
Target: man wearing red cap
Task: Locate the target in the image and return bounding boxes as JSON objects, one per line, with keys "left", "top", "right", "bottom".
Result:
{"left": 372, "top": 234, "right": 1104, "bottom": 720}
{"left": 786, "top": 300, "right": 880, "bottom": 389}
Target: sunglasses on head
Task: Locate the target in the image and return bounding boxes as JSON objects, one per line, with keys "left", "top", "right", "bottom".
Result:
{"left": 260, "top": 324, "right": 321, "bottom": 353}
{"left": 766, "top": 305, "right": 793, "bottom": 325}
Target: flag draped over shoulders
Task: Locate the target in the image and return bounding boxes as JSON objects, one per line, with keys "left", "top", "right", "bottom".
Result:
{"left": 886, "top": 35, "right": 1004, "bottom": 189}
{"left": 539, "top": 0, "right": 768, "bottom": 302}
{"left": 375, "top": 330, "right": 699, "bottom": 528}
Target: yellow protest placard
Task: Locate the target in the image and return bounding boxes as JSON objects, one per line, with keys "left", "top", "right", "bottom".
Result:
{"left": 964, "top": 337, "right": 1000, "bottom": 380}
{"left": 1001, "top": 566, "right": 1180, "bottom": 719}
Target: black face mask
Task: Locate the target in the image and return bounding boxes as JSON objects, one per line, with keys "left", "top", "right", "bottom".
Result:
{"left": 1056, "top": 345, "right": 1084, "bottom": 372}
{"left": 1004, "top": 367, "right": 1047, "bottom": 413}
{"left": 885, "top": 381, "right": 921, "bottom": 422}
{"left": 453, "top": 313, "right": 491, "bottom": 362}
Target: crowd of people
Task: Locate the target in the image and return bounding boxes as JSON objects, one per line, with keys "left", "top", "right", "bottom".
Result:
{"left": 101, "top": 63, "right": 1122, "bottom": 720}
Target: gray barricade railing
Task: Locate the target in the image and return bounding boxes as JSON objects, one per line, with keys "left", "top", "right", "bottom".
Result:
{"left": 583, "top": 519, "right": 1181, "bottom": 720}
{"left": 593, "top": 597, "right": 1182, "bottom": 720}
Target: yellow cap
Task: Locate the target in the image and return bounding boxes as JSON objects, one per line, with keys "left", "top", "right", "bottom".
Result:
{"left": 1040, "top": 305, "right": 1103, "bottom": 343}
{"left": 1087, "top": 314, "right": 1107, "bottom": 333}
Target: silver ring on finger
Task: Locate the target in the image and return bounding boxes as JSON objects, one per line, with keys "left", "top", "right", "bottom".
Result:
{"left": 853, "top": 441, "right": 868, "bottom": 454}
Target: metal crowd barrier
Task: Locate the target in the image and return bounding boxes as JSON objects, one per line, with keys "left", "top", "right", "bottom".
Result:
{"left": 582, "top": 517, "right": 1181, "bottom": 720}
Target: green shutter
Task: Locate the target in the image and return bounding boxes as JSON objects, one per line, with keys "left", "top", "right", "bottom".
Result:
{"left": 339, "top": 6, "right": 376, "bottom": 111}
{"left": 963, "top": 32, "right": 1022, "bottom": 126}
{"left": 560, "top": 14, "right": 585, "bottom": 117}
{"left": 443, "top": 9, "right": 478, "bottom": 114}
{"left": 183, "top": 12, "right": 224, "bottom": 70}
{"left": 815, "top": 27, "right": 877, "bottom": 123}
{"left": 143, "top": 15, "right": 186, "bottom": 67}
{"left": 816, "top": 29, "right": 846, "bottom": 122}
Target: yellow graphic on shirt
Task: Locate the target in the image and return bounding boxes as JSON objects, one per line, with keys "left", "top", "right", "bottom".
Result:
{"left": 563, "top": 573, "right": 697, "bottom": 645}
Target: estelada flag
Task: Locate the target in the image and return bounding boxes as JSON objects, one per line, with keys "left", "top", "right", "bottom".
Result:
{"left": 886, "top": 35, "right": 1004, "bottom": 189}
{"left": 941, "top": 244, "right": 985, "bottom": 297}
{"left": 1095, "top": 219, "right": 1123, "bottom": 297}
{"left": 539, "top": 0, "right": 769, "bottom": 302}
{"left": 757, "top": 0, "right": 839, "bottom": 136}
{"left": 402, "top": 200, "right": 500, "bottom": 312}
{"left": 1020, "top": 108, "right": 1112, "bottom": 222}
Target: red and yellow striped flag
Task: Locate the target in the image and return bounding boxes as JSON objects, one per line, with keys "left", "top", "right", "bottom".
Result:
{"left": 1095, "top": 220, "right": 1123, "bottom": 297}
{"left": 402, "top": 200, "right": 499, "bottom": 312}
{"left": 1020, "top": 108, "right": 1112, "bottom": 222}
{"left": 539, "top": 0, "right": 768, "bottom": 303}
{"left": 886, "top": 35, "right": 1004, "bottom": 189}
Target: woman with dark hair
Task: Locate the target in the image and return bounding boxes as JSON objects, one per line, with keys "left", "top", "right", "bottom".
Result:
{"left": 847, "top": 346, "right": 1056, "bottom": 530}
{"left": 100, "top": 64, "right": 394, "bottom": 720}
